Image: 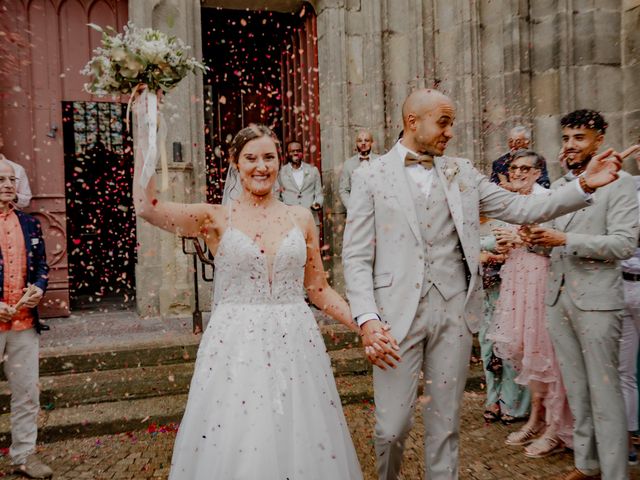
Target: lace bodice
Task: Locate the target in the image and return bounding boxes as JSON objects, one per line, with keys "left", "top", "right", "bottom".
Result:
{"left": 213, "top": 226, "right": 307, "bottom": 305}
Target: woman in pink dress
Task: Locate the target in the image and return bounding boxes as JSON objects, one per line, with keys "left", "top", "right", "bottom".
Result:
{"left": 488, "top": 150, "right": 573, "bottom": 459}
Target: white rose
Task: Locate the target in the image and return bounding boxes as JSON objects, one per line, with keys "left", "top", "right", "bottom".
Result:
{"left": 111, "top": 47, "right": 127, "bottom": 62}
{"left": 138, "top": 39, "right": 169, "bottom": 64}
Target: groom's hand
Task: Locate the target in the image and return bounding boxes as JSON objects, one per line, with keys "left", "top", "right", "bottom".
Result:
{"left": 360, "top": 320, "right": 401, "bottom": 370}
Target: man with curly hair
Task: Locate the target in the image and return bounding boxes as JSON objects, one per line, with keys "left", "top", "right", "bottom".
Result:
{"left": 524, "top": 109, "right": 640, "bottom": 480}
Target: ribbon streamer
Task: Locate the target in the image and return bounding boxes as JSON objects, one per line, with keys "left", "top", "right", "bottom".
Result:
{"left": 134, "top": 88, "right": 169, "bottom": 191}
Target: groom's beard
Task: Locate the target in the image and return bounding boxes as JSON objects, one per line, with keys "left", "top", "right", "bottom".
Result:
{"left": 567, "top": 153, "right": 593, "bottom": 173}
{"left": 421, "top": 148, "right": 439, "bottom": 157}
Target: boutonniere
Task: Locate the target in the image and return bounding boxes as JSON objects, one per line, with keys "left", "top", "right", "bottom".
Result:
{"left": 443, "top": 162, "right": 460, "bottom": 185}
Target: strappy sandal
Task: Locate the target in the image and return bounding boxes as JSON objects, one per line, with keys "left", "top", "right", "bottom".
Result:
{"left": 504, "top": 423, "right": 544, "bottom": 446}
{"left": 483, "top": 409, "right": 501, "bottom": 423}
{"left": 524, "top": 435, "right": 565, "bottom": 458}
{"left": 500, "top": 414, "right": 527, "bottom": 425}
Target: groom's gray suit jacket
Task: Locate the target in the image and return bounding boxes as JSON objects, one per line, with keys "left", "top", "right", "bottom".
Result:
{"left": 342, "top": 146, "right": 592, "bottom": 342}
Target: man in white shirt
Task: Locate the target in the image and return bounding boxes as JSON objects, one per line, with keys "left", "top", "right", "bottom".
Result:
{"left": 278, "top": 141, "right": 323, "bottom": 226}
{"left": 0, "top": 134, "right": 32, "bottom": 209}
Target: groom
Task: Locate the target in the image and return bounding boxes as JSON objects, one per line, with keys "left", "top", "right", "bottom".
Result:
{"left": 342, "top": 88, "right": 623, "bottom": 480}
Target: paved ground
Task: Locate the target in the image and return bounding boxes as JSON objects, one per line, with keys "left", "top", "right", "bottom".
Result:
{"left": 0, "top": 392, "right": 636, "bottom": 479}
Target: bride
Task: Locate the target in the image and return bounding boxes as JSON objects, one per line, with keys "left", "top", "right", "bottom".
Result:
{"left": 133, "top": 124, "right": 364, "bottom": 479}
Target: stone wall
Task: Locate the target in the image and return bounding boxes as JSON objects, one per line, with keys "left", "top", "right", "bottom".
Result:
{"left": 316, "top": 0, "right": 637, "bottom": 289}
{"left": 623, "top": 0, "right": 640, "bottom": 171}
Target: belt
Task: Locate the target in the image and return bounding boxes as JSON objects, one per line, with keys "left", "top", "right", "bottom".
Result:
{"left": 623, "top": 272, "right": 640, "bottom": 282}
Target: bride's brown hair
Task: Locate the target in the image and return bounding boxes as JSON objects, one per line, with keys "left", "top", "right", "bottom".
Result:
{"left": 229, "top": 124, "right": 282, "bottom": 166}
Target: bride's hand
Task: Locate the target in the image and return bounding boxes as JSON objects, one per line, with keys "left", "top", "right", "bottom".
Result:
{"left": 361, "top": 320, "right": 401, "bottom": 370}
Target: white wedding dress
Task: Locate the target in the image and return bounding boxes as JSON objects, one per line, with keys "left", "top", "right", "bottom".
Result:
{"left": 169, "top": 209, "right": 363, "bottom": 479}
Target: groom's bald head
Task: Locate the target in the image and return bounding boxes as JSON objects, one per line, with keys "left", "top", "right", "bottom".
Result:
{"left": 402, "top": 89, "right": 452, "bottom": 124}
{"left": 401, "top": 89, "right": 456, "bottom": 156}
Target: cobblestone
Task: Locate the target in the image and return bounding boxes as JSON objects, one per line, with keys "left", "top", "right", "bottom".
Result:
{"left": 0, "top": 393, "right": 636, "bottom": 479}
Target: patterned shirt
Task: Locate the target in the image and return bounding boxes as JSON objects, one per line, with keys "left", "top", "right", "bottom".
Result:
{"left": 0, "top": 207, "right": 33, "bottom": 331}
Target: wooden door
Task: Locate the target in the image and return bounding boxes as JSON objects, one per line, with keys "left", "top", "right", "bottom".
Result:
{"left": 202, "top": 4, "right": 321, "bottom": 204}
{"left": 0, "top": 0, "right": 128, "bottom": 317}
{"left": 280, "top": 7, "right": 321, "bottom": 171}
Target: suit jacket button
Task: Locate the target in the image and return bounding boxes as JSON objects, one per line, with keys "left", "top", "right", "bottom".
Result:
{"left": 415, "top": 283, "right": 420, "bottom": 289}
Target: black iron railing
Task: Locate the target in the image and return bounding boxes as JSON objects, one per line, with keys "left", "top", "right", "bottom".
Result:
{"left": 181, "top": 237, "right": 215, "bottom": 334}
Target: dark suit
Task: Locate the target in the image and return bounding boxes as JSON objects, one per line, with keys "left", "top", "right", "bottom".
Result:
{"left": 0, "top": 210, "right": 49, "bottom": 333}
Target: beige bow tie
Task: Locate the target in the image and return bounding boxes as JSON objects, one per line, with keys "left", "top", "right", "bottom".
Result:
{"left": 404, "top": 152, "right": 434, "bottom": 170}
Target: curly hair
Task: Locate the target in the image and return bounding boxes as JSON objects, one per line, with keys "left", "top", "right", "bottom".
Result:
{"left": 560, "top": 109, "right": 608, "bottom": 134}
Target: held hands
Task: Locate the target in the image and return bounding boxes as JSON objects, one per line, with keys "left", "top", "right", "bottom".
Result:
{"left": 311, "top": 203, "right": 322, "bottom": 211}
{"left": 519, "top": 224, "right": 566, "bottom": 248}
{"left": 492, "top": 227, "right": 522, "bottom": 254}
{"left": 360, "top": 319, "right": 401, "bottom": 370}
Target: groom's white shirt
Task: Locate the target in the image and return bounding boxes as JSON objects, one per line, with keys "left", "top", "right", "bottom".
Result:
{"left": 396, "top": 141, "right": 434, "bottom": 199}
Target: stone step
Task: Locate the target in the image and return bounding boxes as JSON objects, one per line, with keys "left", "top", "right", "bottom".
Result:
{"left": 0, "top": 374, "right": 374, "bottom": 447}
{"left": 0, "top": 364, "right": 485, "bottom": 446}
{"left": 0, "top": 347, "right": 369, "bottom": 411}
{"left": 0, "top": 324, "right": 361, "bottom": 380}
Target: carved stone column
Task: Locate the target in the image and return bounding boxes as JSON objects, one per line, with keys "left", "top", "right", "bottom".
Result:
{"left": 427, "top": 0, "right": 483, "bottom": 162}
{"left": 477, "top": 0, "right": 533, "bottom": 172}
{"left": 130, "top": 0, "right": 206, "bottom": 316}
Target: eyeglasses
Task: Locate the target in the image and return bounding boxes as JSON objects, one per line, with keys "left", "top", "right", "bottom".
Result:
{"left": 508, "top": 164, "right": 537, "bottom": 174}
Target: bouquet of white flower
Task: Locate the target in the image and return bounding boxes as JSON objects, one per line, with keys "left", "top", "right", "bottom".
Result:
{"left": 82, "top": 22, "right": 205, "bottom": 95}
{"left": 82, "top": 22, "right": 206, "bottom": 190}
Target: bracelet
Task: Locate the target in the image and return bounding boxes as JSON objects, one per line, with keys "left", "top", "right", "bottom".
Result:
{"left": 578, "top": 174, "right": 596, "bottom": 194}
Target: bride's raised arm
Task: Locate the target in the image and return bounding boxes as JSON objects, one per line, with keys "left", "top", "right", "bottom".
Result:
{"left": 133, "top": 147, "right": 219, "bottom": 239}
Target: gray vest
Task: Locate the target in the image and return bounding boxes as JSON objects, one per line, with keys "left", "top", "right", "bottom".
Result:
{"left": 406, "top": 170, "right": 468, "bottom": 299}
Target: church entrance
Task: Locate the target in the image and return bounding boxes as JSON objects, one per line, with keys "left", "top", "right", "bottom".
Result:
{"left": 201, "top": 3, "right": 321, "bottom": 204}
{"left": 62, "top": 101, "right": 136, "bottom": 311}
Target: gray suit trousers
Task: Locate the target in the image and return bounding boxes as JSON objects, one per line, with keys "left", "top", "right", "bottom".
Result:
{"left": 0, "top": 329, "right": 40, "bottom": 464}
{"left": 373, "top": 288, "right": 471, "bottom": 480}
{"left": 547, "top": 290, "right": 628, "bottom": 480}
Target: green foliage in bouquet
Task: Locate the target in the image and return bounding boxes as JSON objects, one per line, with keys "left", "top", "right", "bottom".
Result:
{"left": 82, "top": 22, "right": 206, "bottom": 96}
